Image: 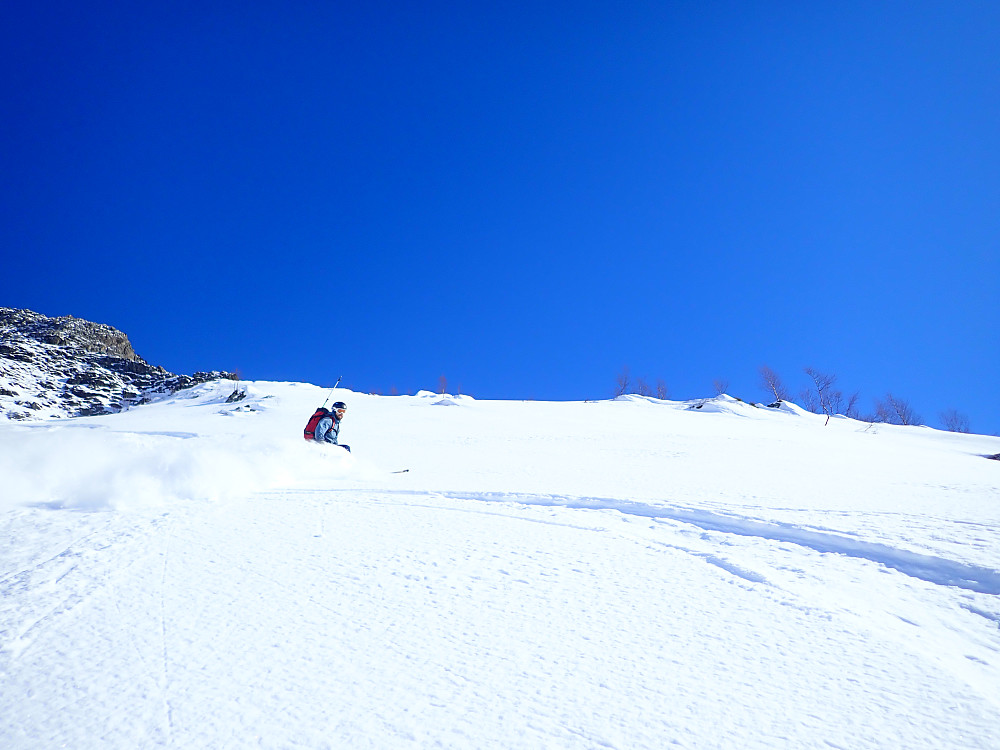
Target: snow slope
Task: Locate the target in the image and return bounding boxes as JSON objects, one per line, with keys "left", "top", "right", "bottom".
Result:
{"left": 1, "top": 382, "right": 999, "bottom": 748}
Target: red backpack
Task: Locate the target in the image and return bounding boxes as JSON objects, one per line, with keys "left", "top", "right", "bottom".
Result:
{"left": 303, "top": 407, "right": 332, "bottom": 440}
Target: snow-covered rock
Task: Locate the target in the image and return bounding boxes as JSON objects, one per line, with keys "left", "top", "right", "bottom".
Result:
{"left": 0, "top": 307, "right": 233, "bottom": 420}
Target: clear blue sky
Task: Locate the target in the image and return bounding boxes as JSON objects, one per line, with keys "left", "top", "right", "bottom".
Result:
{"left": 3, "top": 2, "right": 998, "bottom": 434}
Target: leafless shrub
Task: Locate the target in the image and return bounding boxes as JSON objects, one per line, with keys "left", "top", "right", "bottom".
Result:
{"left": 713, "top": 378, "right": 729, "bottom": 396}
{"left": 803, "top": 367, "right": 837, "bottom": 425}
{"left": 874, "top": 392, "right": 923, "bottom": 426}
{"left": 891, "top": 393, "right": 922, "bottom": 425}
{"left": 873, "top": 401, "right": 889, "bottom": 423}
{"left": 656, "top": 380, "right": 669, "bottom": 400}
{"left": 940, "top": 409, "right": 970, "bottom": 433}
{"left": 759, "top": 365, "right": 790, "bottom": 402}
{"left": 635, "top": 377, "right": 653, "bottom": 397}
{"left": 438, "top": 375, "right": 448, "bottom": 394}
{"left": 613, "top": 367, "right": 631, "bottom": 397}
{"left": 801, "top": 367, "right": 861, "bottom": 423}
{"left": 799, "top": 387, "right": 820, "bottom": 414}
{"left": 844, "top": 391, "right": 861, "bottom": 419}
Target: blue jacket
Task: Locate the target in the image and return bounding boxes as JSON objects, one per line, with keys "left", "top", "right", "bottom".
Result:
{"left": 315, "top": 414, "right": 341, "bottom": 444}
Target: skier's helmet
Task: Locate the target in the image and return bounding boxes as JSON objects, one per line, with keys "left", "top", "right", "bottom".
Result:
{"left": 332, "top": 401, "right": 347, "bottom": 412}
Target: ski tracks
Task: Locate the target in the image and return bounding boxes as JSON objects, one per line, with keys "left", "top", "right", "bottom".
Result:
{"left": 3, "top": 488, "right": 998, "bottom": 748}
{"left": 284, "top": 488, "right": 1000, "bottom": 748}
{"left": 442, "top": 489, "right": 1000, "bottom": 712}
{"left": 158, "top": 515, "right": 177, "bottom": 746}
{"left": 0, "top": 514, "right": 158, "bottom": 659}
{"left": 412, "top": 490, "right": 1000, "bottom": 595}
{"left": 323, "top": 488, "right": 1000, "bottom": 719}
{"left": 0, "top": 509, "right": 181, "bottom": 747}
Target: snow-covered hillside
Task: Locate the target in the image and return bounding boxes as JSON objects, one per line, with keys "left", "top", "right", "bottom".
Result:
{"left": 1, "top": 382, "right": 999, "bottom": 748}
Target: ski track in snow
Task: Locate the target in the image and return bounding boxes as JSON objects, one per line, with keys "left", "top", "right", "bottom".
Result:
{"left": 291, "top": 489, "right": 1000, "bottom": 713}
{"left": 303, "top": 487, "right": 1000, "bottom": 596}
{"left": 2, "top": 488, "right": 999, "bottom": 749}
{"left": 420, "top": 490, "right": 1000, "bottom": 596}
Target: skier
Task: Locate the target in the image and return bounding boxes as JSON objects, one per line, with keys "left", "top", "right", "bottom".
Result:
{"left": 306, "top": 401, "right": 351, "bottom": 452}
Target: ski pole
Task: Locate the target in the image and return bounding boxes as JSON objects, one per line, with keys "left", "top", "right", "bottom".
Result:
{"left": 322, "top": 375, "right": 343, "bottom": 408}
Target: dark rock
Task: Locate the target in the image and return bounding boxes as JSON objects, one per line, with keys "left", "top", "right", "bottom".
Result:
{"left": 66, "top": 372, "right": 108, "bottom": 387}
{"left": 226, "top": 388, "right": 248, "bottom": 403}
{"left": 77, "top": 404, "right": 113, "bottom": 417}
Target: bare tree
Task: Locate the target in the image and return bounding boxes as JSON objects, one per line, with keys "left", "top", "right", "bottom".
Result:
{"left": 800, "top": 367, "right": 862, "bottom": 422}
{"left": 873, "top": 400, "right": 891, "bottom": 423}
{"left": 635, "top": 377, "right": 653, "bottom": 397}
{"left": 438, "top": 374, "right": 448, "bottom": 395}
{"left": 890, "top": 393, "right": 922, "bottom": 426}
{"left": 799, "top": 387, "right": 820, "bottom": 414}
{"left": 712, "top": 378, "right": 729, "bottom": 396}
{"left": 874, "top": 392, "right": 923, "bottom": 426}
{"left": 803, "top": 367, "right": 839, "bottom": 425}
{"left": 759, "top": 365, "right": 790, "bottom": 402}
{"left": 656, "top": 379, "right": 669, "bottom": 400}
{"left": 843, "top": 391, "right": 862, "bottom": 419}
{"left": 613, "top": 366, "right": 631, "bottom": 397}
{"left": 940, "top": 409, "right": 970, "bottom": 433}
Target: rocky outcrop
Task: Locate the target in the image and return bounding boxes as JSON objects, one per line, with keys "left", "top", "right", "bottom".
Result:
{"left": 0, "top": 307, "right": 142, "bottom": 361}
{"left": 0, "top": 307, "right": 235, "bottom": 420}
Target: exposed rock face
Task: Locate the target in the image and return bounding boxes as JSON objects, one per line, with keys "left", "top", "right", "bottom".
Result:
{"left": 0, "top": 307, "right": 235, "bottom": 420}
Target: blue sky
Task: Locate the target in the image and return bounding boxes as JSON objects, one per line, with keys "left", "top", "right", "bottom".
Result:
{"left": 3, "top": 1, "right": 998, "bottom": 434}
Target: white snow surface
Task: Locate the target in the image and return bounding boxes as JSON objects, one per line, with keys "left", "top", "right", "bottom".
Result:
{"left": 1, "top": 382, "right": 999, "bottom": 749}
